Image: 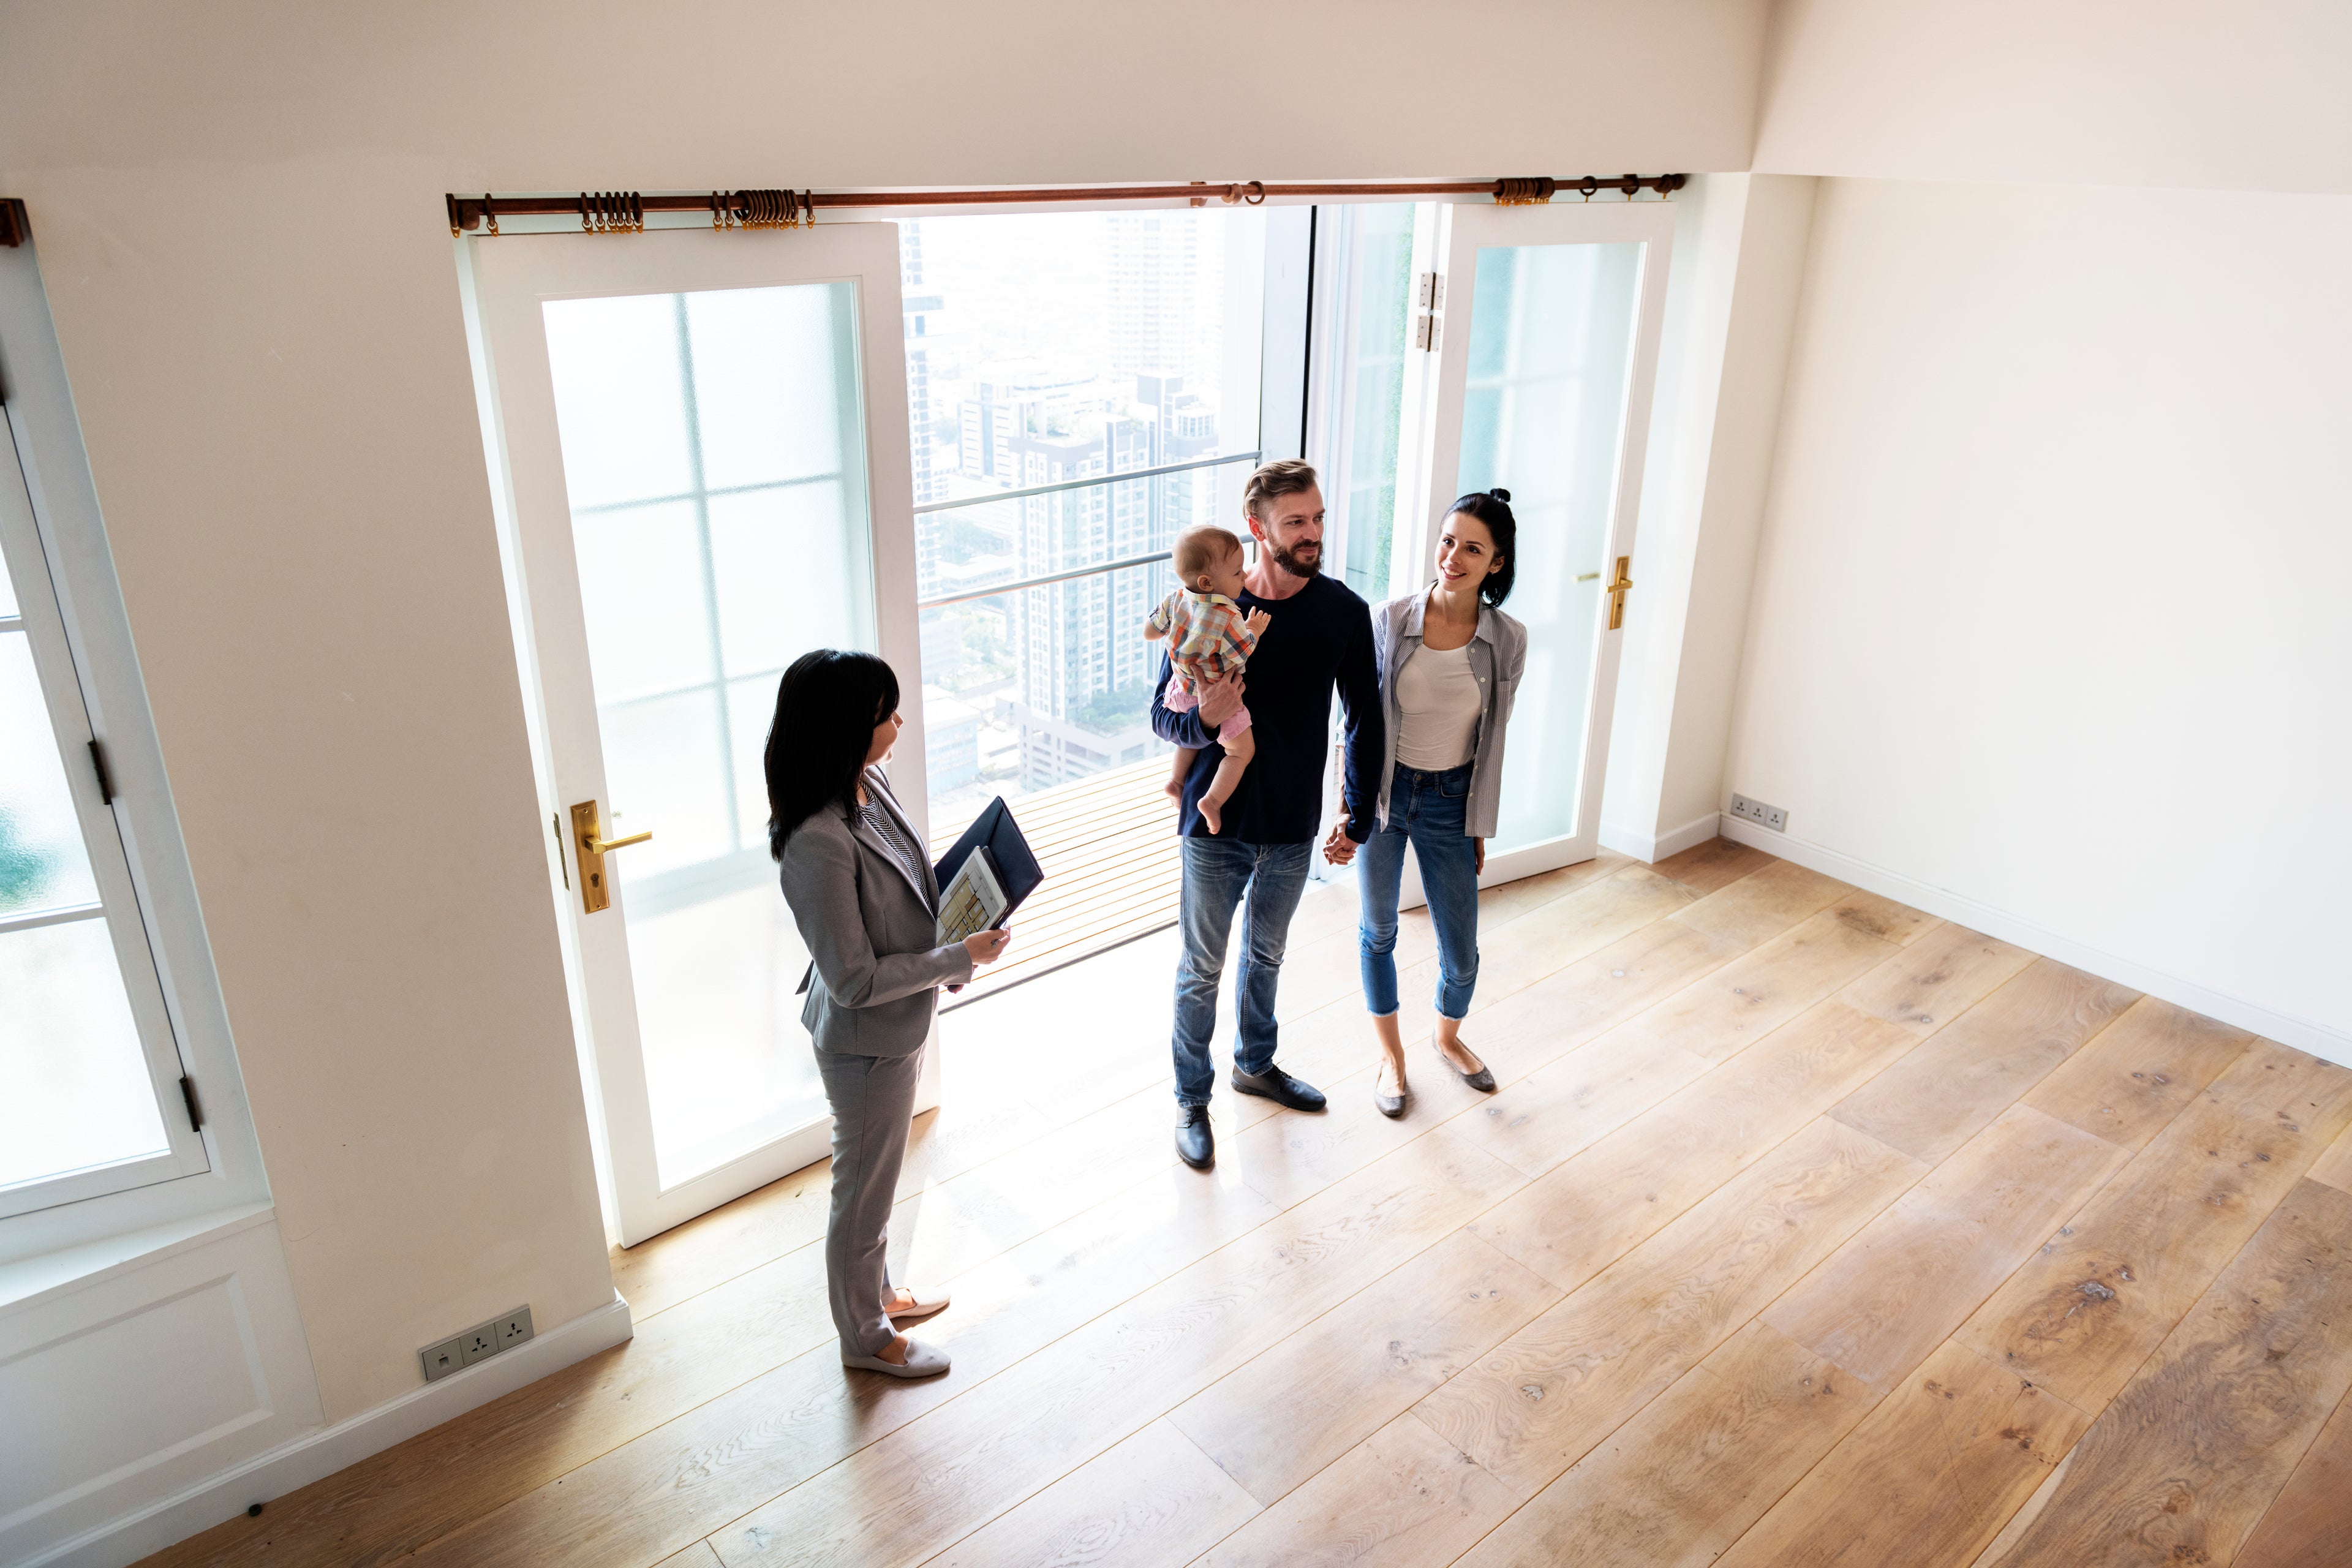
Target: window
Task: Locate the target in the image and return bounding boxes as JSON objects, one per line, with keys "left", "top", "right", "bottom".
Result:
{"left": 1309, "top": 203, "right": 1419, "bottom": 603}
{"left": 1, "top": 315, "right": 211, "bottom": 1227}
{"left": 899, "top": 208, "right": 1267, "bottom": 830}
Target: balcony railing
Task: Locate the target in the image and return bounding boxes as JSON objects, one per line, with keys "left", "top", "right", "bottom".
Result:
{"left": 930, "top": 757, "right": 1182, "bottom": 1005}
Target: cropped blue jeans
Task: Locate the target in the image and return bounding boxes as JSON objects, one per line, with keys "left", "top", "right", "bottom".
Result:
{"left": 1358, "top": 763, "right": 1481, "bottom": 1020}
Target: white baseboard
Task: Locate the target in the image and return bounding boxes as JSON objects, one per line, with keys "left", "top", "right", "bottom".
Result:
{"left": 1716, "top": 815, "right": 2352, "bottom": 1067}
{"left": 1599, "top": 812, "right": 1724, "bottom": 864}
{"left": 31, "top": 1291, "right": 634, "bottom": 1568}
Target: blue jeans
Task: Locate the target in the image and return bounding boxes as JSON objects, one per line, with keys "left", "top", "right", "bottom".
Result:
{"left": 1173, "top": 838, "right": 1311, "bottom": 1107}
{"left": 1359, "top": 763, "right": 1481, "bottom": 1020}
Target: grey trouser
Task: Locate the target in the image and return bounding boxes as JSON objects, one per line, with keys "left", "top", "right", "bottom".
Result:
{"left": 815, "top": 1046, "right": 923, "bottom": 1357}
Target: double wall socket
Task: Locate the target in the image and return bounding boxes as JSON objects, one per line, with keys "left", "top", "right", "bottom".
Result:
{"left": 1730, "top": 793, "right": 1789, "bottom": 832}
{"left": 420, "top": 1305, "right": 534, "bottom": 1383}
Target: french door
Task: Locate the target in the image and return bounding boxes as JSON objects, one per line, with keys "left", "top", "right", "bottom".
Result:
{"left": 1393, "top": 200, "right": 1675, "bottom": 892}
{"left": 465, "top": 225, "right": 925, "bottom": 1245}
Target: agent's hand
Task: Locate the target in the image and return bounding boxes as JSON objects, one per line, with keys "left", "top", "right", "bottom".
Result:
{"left": 1322, "top": 818, "right": 1360, "bottom": 866}
{"left": 1474, "top": 838, "right": 1486, "bottom": 875}
{"left": 964, "top": 927, "right": 1014, "bottom": 967}
{"left": 1243, "top": 608, "right": 1272, "bottom": 638}
{"left": 1196, "top": 671, "right": 1246, "bottom": 729}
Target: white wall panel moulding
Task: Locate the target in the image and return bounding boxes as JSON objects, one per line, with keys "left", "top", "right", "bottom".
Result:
{"left": 1599, "top": 812, "right": 1724, "bottom": 864}
{"left": 4, "top": 1232, "right": 630, "bottom": 1568}
{"left": 1717, "top": 815, "right": 2352, "bottom": 1066}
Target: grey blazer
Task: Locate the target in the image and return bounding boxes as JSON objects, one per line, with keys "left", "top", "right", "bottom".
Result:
{"left": 1372, "top": 592, "right": 1528, "bottom": 839}
{"left": 778, "top": 767, "right": 974, "bottom": 1057}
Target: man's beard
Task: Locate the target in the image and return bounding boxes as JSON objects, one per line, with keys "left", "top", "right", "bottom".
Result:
{"left": 1267, "top": 539, "right": 1323, "bottom": 579}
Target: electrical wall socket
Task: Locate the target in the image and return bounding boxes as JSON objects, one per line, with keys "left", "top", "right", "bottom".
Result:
{"left": 420, "top": 1304, "right": 535, "bottom": 1383}
{"left": 1730, "top": 793, "right": 1789, "bottom": 832}
{"left": 491, "top": 1306, "right": 535, "bottom": 1353}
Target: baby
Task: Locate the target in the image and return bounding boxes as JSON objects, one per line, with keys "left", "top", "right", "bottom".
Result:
{"left": 1144, "top": 525, "right": 1272, "bottom": 835}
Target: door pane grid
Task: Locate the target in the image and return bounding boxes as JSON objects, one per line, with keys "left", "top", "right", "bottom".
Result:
{"left": 543, "top": 279, "right": 875, "bottom": 1191}
{"left": 1455, "top": 239, "right": 1642, "bottom": 854}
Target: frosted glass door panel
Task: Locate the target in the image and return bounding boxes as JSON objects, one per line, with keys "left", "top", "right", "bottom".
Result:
{"left": 1455, "top": 242, "right": 1641, "bottom": 853}
{"left": 543, "top": 282, "right": 873, "bottom": 1191}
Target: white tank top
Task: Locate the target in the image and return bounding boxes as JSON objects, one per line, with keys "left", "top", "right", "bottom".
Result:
{"left": 1393, "top": 642, "right": 1482, "bottom": 770}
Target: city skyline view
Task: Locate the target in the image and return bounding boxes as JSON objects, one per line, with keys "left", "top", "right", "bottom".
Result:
{"left": 904, "top": 209, "right": 1266, "bottom": 824}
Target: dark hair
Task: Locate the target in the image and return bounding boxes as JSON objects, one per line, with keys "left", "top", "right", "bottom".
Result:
{"left": 1444, "top": 489, "right": 1517, "bottom": 606}
{"left": 765, "top": 649, "right": 900, "bottom": 858}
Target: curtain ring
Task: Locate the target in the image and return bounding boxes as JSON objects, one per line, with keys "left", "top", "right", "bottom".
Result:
{"left": 801, "top": 189, "right": 815, "bottom": 227}
{"left": 1242, "top": 180, "right": 1265, "bottom": 206}
{"left": 1620, "top": 174, "right": 1641, "bottom": 200}
{"left": 1580, "top": 176, "right": 1599, "bottom": 202}
{"left": 483, "top": 194, "right": 499, "bottom": 236}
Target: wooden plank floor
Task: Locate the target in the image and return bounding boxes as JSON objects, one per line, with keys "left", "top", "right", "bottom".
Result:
{"left": 929, "top": 758, "right": 1181, "bottom": 1003}
{"left": 140, "top": 840, "right": 2352, "bottom": 1568}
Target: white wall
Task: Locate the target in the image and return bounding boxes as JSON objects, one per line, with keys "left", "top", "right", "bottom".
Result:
{"left": 1603, "top": 172, "right": 1815, "bottom": 859}
{"left": 0, "top": 0, "right": 1770, "bottom": 1427}
{"left": 1753, "top": 0, "right": 2352, "bottom": 194}
{"left": 1725, "top": 177, "right": 2352, "bottom": 1054}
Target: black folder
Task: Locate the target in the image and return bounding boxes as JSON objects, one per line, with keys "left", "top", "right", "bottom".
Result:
{"left": 932, "top": 796, "right": 1044, "bottom": 930}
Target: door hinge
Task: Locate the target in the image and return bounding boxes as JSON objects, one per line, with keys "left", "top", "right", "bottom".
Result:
{"left": 1416, "top": 270, "right": 1444, "bottom": 309}
{"left": 1414, "top": 313, "right": 1441, "bottom": 353}
{"left": 179, "top": 1076, "right": 204, "bottom": 1131}
{"left": 89, "top": 739, "right": 116, "bottom": 804}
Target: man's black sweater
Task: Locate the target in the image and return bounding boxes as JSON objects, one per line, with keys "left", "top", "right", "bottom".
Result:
{"left": 1150, "top": 573, "right": 1385, "bottom": 845}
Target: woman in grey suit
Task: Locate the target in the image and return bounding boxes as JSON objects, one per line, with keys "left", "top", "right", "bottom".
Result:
{"left": 767, "top": 649, "right": 1011, "bottom": 1378}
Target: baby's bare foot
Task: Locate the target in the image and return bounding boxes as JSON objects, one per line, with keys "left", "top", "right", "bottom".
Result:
{"left": 1199, "top": 797, "right": 1224, "bottom": 834}
{"left": 1163, "top": 777, "right": 1183, "bottom": 801}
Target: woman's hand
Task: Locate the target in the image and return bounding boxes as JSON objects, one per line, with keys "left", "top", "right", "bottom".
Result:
{"left": 964, "top": 927, "right": 1014, "bottom": 967}
{"left": 1474, "top": 838, "right": 1486, "bottom": 875}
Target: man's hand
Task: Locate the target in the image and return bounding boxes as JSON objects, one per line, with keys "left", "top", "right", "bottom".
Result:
{"left": 1195, "top": 671, "right": 1246, "bottom": 729}
{"left": 1322, "top": 818, "right": 1359, "bottom": 866}
{"left": 1243, "top": 608, "right": 1272, "bottom": 639}
{"left": 1474, "top": 838, "right": 1486, "bottom": 875}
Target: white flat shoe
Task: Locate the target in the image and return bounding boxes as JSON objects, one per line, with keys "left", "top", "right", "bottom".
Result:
{"left": 885, "top": 1286, "right": 950, "bottom": 1322}
{"left": 842, "top": 1338, "right": 951, "bottom": 1378}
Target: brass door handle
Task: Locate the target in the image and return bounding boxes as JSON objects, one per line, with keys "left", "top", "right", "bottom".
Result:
{"left": 1607, "top": 556, "right": 1634, "bottom": 630}
{"left": 569, "top": 800, "right": 650, "bottom": 914}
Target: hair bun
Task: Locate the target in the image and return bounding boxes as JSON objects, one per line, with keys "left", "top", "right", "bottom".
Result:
{"left": 1488, "top": 488, "right": 1511, "bottom": 504}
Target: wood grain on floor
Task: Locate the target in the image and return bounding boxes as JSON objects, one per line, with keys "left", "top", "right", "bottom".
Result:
{"left": 134, "top": 841, "right": 2352, "bottom": 1568}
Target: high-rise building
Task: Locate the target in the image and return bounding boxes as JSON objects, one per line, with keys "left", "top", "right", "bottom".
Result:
{"left": 907, "top": 213, "right": 1236, "bottom": 799}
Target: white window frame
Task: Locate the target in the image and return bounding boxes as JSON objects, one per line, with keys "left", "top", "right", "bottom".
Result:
{"left": 0, "top": 230, "right": 267, "bottom": 1265}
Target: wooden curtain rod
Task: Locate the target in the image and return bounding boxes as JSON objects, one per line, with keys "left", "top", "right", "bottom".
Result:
{"left": 445, "top": 175, "right": 1687, "bottom": 233}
